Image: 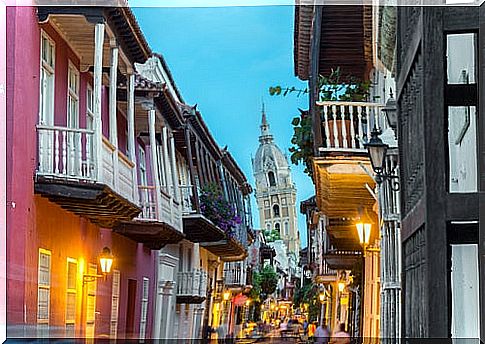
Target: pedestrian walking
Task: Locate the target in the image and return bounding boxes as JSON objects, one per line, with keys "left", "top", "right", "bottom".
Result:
{"left": 308, "top": 321, "right": 317, "bottom": 340}
{"left": 314, "top": 321, "right": 330, "bottom": 344}
{"left": 329, "top": 323, "right": 350, "bottom": 344}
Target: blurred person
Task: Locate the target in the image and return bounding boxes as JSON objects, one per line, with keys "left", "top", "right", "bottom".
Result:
{"left": 330, "top": 323, "right": 350, "bottom": 344}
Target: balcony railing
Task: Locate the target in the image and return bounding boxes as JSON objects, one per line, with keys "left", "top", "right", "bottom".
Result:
{"left": 36, "top": 125, "right": 137, "bottom": 204}
{"left": 37, "top": 125, "right": 95, "bottom": 180}
{"left": 176, "top": 269, "right": 208, "bottom": 303}
{"left": 224, "top": 266, "right": 243, "bottom": 286}
{"left": 316, "top": 101, "right": 386, "bottom": 154}
{"left": 138, "top": 186, "right": 157, "bottom": 220}
{"left": 180, "top": 184, "right": 198, "bottom": 215}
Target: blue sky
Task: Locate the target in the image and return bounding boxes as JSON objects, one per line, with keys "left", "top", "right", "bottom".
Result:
{"left": 132, "top": 5, "right": 313, "bottom": 247}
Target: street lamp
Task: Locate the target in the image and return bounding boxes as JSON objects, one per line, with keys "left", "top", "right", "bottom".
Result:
{"left": 83, "top": 247, "right": 114, "bottom": 284}
{"left": 356, "top": 222, "right": 372, "bottom": 253}
{"left": 364, "top": 127, "right": 400, "bottom": 191}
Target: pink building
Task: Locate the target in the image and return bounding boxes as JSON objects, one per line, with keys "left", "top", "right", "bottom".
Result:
{"left": 6, "top": 6, "right": 165, "bottom": 339}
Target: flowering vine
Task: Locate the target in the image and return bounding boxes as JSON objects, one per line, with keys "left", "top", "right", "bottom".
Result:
{"left": 199, "top": 183, "right": 242, "bottom": 237}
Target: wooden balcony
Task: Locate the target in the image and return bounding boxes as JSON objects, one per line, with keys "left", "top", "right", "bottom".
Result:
{"left": 315, "top": 101, "right": 386, "bottom": 156}
{"left": 113, "top": 186, "right": 184, "bottom": 250}
{"left": 176, "top": 269, "right": 208, "bottom": 304}
{"left": 34, "top": 126, "right": 140, "bottom": 228}
{"left": 323, "top": 250, "right": 362, "bottom": 270}
{"left": 224, "top": 265, "right": 245, "bottom": 287}
{"left": 312, "top": 101, "right": 384, "bottom": 251}
{"left": 201, "top": 237, "right": 247, "bottom": 262}
{"left": 180, "top": 185, "right": 226, "bottom": 243}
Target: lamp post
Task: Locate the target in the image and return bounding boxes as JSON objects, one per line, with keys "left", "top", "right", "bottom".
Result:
{"left": 356, "top": 219, "right": 371, "bottom": 340}
{"left": 364, "top": 122, "right": 401, "bottom": 342}
{"left": 319, "top": 291, "right": 325, "bottom": 326}
{"left": 223, "top": 290, "right": 231, "bottom": 335}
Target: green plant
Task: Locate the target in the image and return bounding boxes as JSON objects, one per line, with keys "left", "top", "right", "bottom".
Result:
{"left": 270, "top": 68, "right": 372, "bottom": 180}
{"left": 263, "top": 228, "right": 280, "bottom": 242}
{"left": 293, "top": 283, "right": 321, "bottom": 322}
{"left": 253, "top": 265, "right": 278, "bottom": 296}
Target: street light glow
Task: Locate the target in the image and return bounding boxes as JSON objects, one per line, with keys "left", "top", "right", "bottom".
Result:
{"left": 356, "top": 222, "right": 371, "bottom": 245}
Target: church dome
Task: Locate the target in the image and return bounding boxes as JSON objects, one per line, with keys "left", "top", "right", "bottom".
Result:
{"left": 253, "top": 141, "right": 289, "bottom": 174}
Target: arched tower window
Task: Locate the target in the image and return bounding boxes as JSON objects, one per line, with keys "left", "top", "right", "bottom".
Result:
{"left": 273, "top": 204, "right": 280, "bottom": 217}
{"left": 268, "top": 171, "right": 276, "bottom": 187}
{"left": 284, "top": 222, "right": 289, "bottom": 236}
{"left": 275, "top": 223, "right": 280, "bottom": 234}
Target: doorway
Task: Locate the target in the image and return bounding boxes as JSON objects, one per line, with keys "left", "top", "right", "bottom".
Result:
{"left": 125, "top": 279, "right": 137, "bottom": 338}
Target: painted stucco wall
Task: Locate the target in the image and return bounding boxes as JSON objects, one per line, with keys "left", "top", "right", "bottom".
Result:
{"left": 6, "top": 7, "right": 40, "bottom": 333}
{"left": 7, "top": 7, "right": 156, "bottom": 339}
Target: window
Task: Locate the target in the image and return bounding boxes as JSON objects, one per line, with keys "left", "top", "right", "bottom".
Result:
{"left": 39, "top": 31, "right": 55, "bottom": 126}
{"left": 281, "top": 197, "right": 286, "bottom": 205}
{"left": 274, "top": 223, "right": 280, "bottom": 235}
{"left": 38, "top": 32, "right": 55, "bottom": 174}
{"left": 284, "top": 222, "right": 289, "bottom": 236}
{"left": 139, "top": 278, "right": 149, "bottom": 339}
{"left": 282, "top": 207, "right": 289, "bottom": 217}
{"left": 446, "top": 33, "right": 478, "bottom": 193}
{"left": 266, "top": 223, "right": 271, "bottom": 231}
{"left": 110, "top": 270, "right": 120, "bottom": 339}
{"left": 264, "top": 200, "right": 270, "bottom": 208}
{"left": 37, "top": 249, "right": 51, "bottom": 337}
{"left": 268, "top": 171, "right": 276, "bottom": 187}
{"left": 85, "top": 263, "right": 97, "bottom": 338}
{"left": 451, "top": 244, "right": 479, "bottom": 338}
{"left": 65, "top": 258, "right": 78, "bottom": 337}
{"left": 273, "top": 204, "right": 280, "bottom": 217}
{"left": 86, "top": 85, "right": 94, "bottom": 130}
{"left": 67, "top": 62, "right": 79, "bottom": 129}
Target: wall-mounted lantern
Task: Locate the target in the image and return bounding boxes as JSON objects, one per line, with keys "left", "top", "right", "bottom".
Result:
{"left": 83, "top": 247, "right": 114, "bottom": 284}
{"left": 364, "top": 128, "right": 400, "bottom": 191}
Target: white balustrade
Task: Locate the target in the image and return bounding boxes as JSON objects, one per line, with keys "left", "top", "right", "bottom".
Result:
{"left": 180, "top": 185, "right": 197, "bottom": 214}
{"left": 37, "top": 125, "right": 138, "bottom": 204}
{"left": 138, "top": 186, "right": 158, "bottom": 220}
{"left": 177, "top": 269, "right": 208, "bottom": 297}
{"left": 316, "top": 101, "right": 386, "bottom": 152}
{"left": 37, "top": 125, "right": 95, "bottom": 180}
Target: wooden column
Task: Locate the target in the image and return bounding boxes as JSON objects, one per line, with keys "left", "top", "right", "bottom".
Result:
{"left": 149, "top": 108, "right": 163, "bottom": 219}
{"left": 161, "top": 125, "right": 174, "bottom": 223}
{"left": 109, "top": 42, "right": 119, "bottom": 189}
{"left": 162, "top": 126, "right": 173, "bottom": 195}
{"left": 169, "top": 132, "right": 180, "bottom": 202}
{"left": 185, "top": 125, "right": 200, "bottom": 212}
{"left": 94, "top": 23, "right": 104, "bottom": 181}
{"left": 195, "top": 140, "right": 207, "bottom": 187}
{"left": 127, "top": 71, "right": 138, "bottom": 204}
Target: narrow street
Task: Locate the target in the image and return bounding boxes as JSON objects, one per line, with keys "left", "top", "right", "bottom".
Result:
{"left": 2, "top": 1, "right": 484, "bottom": 342}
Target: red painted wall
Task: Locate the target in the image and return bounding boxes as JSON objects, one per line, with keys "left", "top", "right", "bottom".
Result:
{"left": 7, "top": 7, "right": 156, "bottom": 339}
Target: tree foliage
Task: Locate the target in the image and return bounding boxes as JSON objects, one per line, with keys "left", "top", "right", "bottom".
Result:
{"left": 250, "top": 265, "right": 279, "bottom": 300}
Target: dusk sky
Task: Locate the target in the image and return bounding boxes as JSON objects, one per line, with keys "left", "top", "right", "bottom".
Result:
{"left": 131, "top": 5, "right": 313, "bottom": 246}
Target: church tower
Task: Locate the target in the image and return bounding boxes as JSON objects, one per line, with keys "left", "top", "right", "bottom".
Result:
{"left": 252, "top": 106, "right": 300, "bottom": 255}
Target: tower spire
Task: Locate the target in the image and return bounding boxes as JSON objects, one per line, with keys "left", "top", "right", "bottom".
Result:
{"left": 259, "top": 102, "right": 273, "bottom": 143}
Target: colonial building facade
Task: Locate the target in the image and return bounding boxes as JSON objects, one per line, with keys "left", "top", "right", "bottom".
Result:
{"left": 6, "top": 4, "right": 252, "bottom": 340}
